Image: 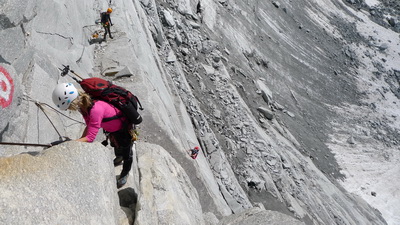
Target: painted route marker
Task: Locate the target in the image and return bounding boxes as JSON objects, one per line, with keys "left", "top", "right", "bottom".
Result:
{"left": 0, "top": 65, "right": 14, "bottom": 108}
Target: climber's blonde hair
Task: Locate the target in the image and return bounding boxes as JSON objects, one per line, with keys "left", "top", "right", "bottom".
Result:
{"left": 68, "top": 90, "right": 93, "bottom": 115}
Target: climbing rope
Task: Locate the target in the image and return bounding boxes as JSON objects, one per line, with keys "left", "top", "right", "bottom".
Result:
{"left": 34, "top": 101, "right": 63, "bottom": 140}
{"left": 0, "top": 142, "right": 51, "bottom": 148}
{"left": 23, "top": 95, "right": 84, "bottom": 124}
{"left": 0, "top": 95, "right": 84, "bottom": 148}
{"left": 22, "top": 95, "right": 84, "bottom": 143}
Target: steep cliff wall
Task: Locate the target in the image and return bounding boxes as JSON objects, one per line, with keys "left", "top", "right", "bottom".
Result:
{"left": 1, "top": 0, "right": 397, "bottom": 224}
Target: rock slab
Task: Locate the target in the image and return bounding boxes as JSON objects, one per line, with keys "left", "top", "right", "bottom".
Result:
{"left": 0, "top": 141, "right": 119, "bottom": 225}
{"left": 218, "top": 207, "right": 305, "bottom": 225}
{"left": 135, "top": 142, "right": 205, "bottom": 225}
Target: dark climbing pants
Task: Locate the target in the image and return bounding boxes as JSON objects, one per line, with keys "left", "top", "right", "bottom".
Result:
{"left": 103, "top": 25, "right": 112, "bottom": 39}
{"left": 109, "top": 128, "right": 133, "bottom": 178}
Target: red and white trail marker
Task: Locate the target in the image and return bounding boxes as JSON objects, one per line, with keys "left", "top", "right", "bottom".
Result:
{"left": 0, "top": 66, "right": 14, "bottom": 108}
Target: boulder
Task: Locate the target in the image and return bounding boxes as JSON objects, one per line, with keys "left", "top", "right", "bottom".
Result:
{"left": 166, "top": 49, "right": 177, "bottom": 63}
{"left": 201, "top": 63, "right": 216, "bottom": 75}
{"left": 218, "top": 207, "right": 305, "bottom": 225}
{"left": 201, "top": 40, "right": 219, "bottom": 54}
{"left": 134, "top": 143, "right": 205, "bottom": 225}
{"left": 187, "top": 20, "right": 201, "bottom": 29}
{"left": 347, "top": 136, "right": 356, "bottom": 145}
{"left": 378, "top": 43, "right": 389, "bottom": 51}
{"left": 104, "top": 68, "right": 125, "bottom": 76}
{"left": 387, "top": 18, "right": 396, "bottom": 27}
{"left": 257, "top": 107, "right": 274, "bottom": 120}
{"left": 256, "top": 79, "right": 273, "bottom": 105}
{"left": 272, "top": 1, "right": 281, "bottom": 8}
{"left": 115, "top": 66, "right": 134, "bottom": 79}
{"left": 162, "top": 10, "right": 176, "bottom": 27}
{"left": 0, "top": 142, "right": 119, "bottom": 225}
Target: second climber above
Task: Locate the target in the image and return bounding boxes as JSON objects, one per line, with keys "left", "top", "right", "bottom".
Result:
{"left": 100, "top": 8, "right": 113, "bottom": 40}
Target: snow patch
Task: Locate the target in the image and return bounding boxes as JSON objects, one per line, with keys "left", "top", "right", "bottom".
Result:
{"left": 365, "top": 0, "right": 380, "bottom": 7}
{"left": 327, "top": 3, "right": 400, "bottom": 225}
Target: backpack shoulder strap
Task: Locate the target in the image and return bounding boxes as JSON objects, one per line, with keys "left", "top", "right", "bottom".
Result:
{"left": 102, "top": 114, "right": 124, "bottom": 123}
{"left": 134, "top": 95, "right": 144, "bottom": 110}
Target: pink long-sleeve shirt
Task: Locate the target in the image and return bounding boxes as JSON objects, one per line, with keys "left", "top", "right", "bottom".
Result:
{"left": 83, "top": 100, "right": 125, "bottom": 142}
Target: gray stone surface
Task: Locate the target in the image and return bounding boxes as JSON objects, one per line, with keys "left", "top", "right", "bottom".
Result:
{"left": 218, "top": 207, "right": 305, "bottom": 225}
{"left": 162, "top": 9, "right": 176, "bottom": 27}
{"left": 135, "top": 142, "right": 205, "bottom": 225}
{"left": 0, "top": 141, "right": 119, "bottom": 225}
{"left": 257, "top": 107, "right": 274, "bottom": 120}
{"left": 114, "top": 66, "right": 135, "bottom": 79}
{"left": 257, "top": 79, "right": 273, "bottom": 105}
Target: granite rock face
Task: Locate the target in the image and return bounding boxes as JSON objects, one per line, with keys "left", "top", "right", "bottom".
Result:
{"left": 218, "top": 207, "right": 305, "bottom": 225}
{"left": 0, "top": 142, "right": 120, "bottom": 225}
{"left": 135, "top": 142, "right": 205, "bottom": 225}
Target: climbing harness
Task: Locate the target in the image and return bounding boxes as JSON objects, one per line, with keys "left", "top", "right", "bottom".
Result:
{"left": 102, "top": 125, "right": 139, "bottom": 147}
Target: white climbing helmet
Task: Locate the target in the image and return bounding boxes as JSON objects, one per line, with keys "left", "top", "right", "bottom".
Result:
{"left": 52, "top": 83, "right": 78, "bottom": 110}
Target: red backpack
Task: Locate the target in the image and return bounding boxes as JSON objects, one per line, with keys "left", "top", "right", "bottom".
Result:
{"left": 79, "top": 77, "right": 143, "bottom": 124}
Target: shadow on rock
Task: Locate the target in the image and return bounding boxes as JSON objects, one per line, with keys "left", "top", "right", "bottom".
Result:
{"left": 118, "top": 187, "right": 137, "bottom": 207}
{"left": 118, "top": 187, "right": 137, "bottom": 224}
{"left": 88, "top": 38, "right": 104, "bottom": 45}
{"left": 22, "top": 151, "right": 41, "bottom": 156}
